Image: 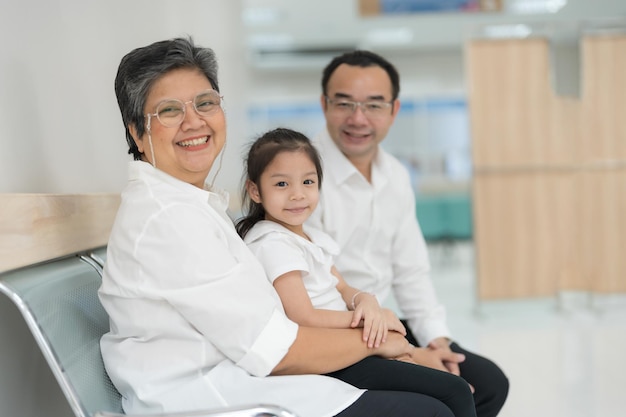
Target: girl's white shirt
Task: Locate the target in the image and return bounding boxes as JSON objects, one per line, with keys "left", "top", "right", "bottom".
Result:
{"left": 244, "top": 220, "right": 347, "bottom": 311}
{"left": 99, "top": 161, "right": 363, "bottom": 417}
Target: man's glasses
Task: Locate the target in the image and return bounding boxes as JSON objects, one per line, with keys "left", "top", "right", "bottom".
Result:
{"left": 325, "top": 96, "right": 393, "bottom": 117}
{"left": 146, "top": 89, "right": 223, "bottom": 128}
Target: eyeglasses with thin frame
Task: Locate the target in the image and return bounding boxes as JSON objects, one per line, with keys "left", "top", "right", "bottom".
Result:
{"left": 146, "top": 89, "right": 224, "bottom": 129}
{"left": 325, "top": 96, "right": 393, "bottom": 117}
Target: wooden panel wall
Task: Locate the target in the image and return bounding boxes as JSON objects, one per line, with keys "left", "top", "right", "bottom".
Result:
{"left": 580, "top": 169, "right": 626, "bottom": 293}
{"left": 473, "top": 173, "right": 578, "bottom": 298}
{"left": 580, "top": 36, "right": 626, "bottom": 293}
{"left": 468, "top": 35, "right": 626, "bottom": 299}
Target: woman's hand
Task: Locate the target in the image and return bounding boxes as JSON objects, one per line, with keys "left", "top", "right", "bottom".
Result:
{"left": 372, "top": 330, "right": 413, "bottom": 359}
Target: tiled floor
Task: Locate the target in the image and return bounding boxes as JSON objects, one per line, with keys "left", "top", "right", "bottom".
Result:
{"left": 384, "top": 242, "right": 626, "bottom": 417}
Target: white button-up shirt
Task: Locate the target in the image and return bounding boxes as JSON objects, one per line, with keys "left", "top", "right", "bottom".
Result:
{"left": 245, "top": 220, "right": 347, "bottom": 311}
{"left": 307, "top": 130, "right": 451, "bottom": 346}
{"left": 99, "top": 161, "right": 363, "bottom": 417}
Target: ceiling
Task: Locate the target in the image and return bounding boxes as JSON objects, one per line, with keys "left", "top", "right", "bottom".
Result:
{"left": 242, "top": 0, "right": 626, "bottom": 69}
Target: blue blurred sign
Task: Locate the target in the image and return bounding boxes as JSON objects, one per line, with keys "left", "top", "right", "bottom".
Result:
{"left": 380, "top": 0, "right": 481, "bottom": 13}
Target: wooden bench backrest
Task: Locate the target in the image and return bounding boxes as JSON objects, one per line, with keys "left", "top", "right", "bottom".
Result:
{"left": 0, "top": 194, "right": 120, "bottom": 273}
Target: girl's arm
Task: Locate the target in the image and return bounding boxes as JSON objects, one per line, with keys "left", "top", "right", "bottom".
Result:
{"left": 273, "top": 270, "right": 356, "bottom": 329}
{"left": 271, "top": 270, "right": 414, "bottom": 376}
{"left": 333, "top": 265, "right": 374, "bottom": 314}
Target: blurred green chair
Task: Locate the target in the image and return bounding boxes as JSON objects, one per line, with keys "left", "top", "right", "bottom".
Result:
{"left": 415, "top": 193, "right": 472, "bottom": 242}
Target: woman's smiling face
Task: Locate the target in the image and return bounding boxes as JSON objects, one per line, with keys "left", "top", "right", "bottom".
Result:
{"left": 130, "top": 67, "right": 226, "bottom": 188}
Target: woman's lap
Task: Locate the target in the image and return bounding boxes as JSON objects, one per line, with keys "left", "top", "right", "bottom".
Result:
{"left": 335, "top": 390, "right": 454, "bottom": 417}
{"left": 326, "top": 355, "right": 475, "bottom": 417}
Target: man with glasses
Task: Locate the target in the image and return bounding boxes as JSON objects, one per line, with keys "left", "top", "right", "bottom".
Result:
{"left": 307, "top": 50, "right": 509, "bottom": 417}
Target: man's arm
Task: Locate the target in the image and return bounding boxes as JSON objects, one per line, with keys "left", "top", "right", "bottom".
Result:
{"left": 389, "top": 166, "right": 451, "bottom": 346}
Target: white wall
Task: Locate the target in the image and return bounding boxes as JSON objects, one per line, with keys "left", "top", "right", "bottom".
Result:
{"left": 0, "top": 0, "right": 474, "bottom": 201}
{"left": 247, "top": 48, "right": 467, "bottom": 100}
{"left": 0, "top": 0, "right": 248, "bottom": 201}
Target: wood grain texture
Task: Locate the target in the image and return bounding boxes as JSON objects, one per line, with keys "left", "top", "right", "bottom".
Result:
{"left": 581, "top": 35, "right": 626, "bottom": 163}
{"left": 580, "top": 168, "right": 626, "bottom": 293}
{"left": 0, "top": 194, "right": 120, "bottom": 273}
{"left": 467, "top": 34, "right": 626, "bottom": 299}
{"left": 473, "top": 172, "right": 579, "bottom": 299}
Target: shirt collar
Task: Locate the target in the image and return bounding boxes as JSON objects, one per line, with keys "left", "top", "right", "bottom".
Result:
{"left": 128, "top": 161, "right": 230, "bottom": 211}
{"left": 315, "top": 129, "right": 361, "bottom": 186}
{"left": 315, "top": 128, "right": 389, "bottom": 190}
{"left": 244, "top": 220, "right": 339, "bottom": 257}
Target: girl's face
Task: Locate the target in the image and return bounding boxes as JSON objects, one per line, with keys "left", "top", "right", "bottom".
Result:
{"left": 247, "top": 150, "right": 320, "bottom": 237}
{"left": 130, "top": 67, "right": 226, "bottom": 188}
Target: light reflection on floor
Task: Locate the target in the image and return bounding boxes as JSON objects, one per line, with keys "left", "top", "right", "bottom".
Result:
{"left": 383, "top": 241, "right": 626, "bottom": 417}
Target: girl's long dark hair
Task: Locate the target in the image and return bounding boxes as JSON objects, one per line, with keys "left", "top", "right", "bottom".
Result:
{"left": 235, "top": 127, "right": 323, "bottom": 239}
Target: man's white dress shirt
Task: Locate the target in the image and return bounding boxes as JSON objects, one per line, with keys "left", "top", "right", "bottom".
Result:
{"left": 307, "top": 129, "right": 451, "bottom": 346}
{"left": 99, "top": 161, "right": 363, "bottom": 417}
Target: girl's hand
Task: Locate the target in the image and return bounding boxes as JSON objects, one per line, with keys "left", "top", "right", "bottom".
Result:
{"left": 350, "top": 294, "right": 390, "bottom": 348}
{"left": 382, "top": 308, "right": 407, "bottom": 336}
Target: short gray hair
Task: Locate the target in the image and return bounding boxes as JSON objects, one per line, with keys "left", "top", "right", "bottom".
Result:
{"left": 114, "top": 37, "right": 219, "bottom": 160}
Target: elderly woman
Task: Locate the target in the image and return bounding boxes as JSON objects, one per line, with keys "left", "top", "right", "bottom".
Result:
{"left": 99, "top": 37, "right": 454, "bottom": 417}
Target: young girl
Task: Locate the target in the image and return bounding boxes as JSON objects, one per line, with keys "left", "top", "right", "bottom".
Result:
{"left": 236, "top": 127, "right": 477, "bottom": 417}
